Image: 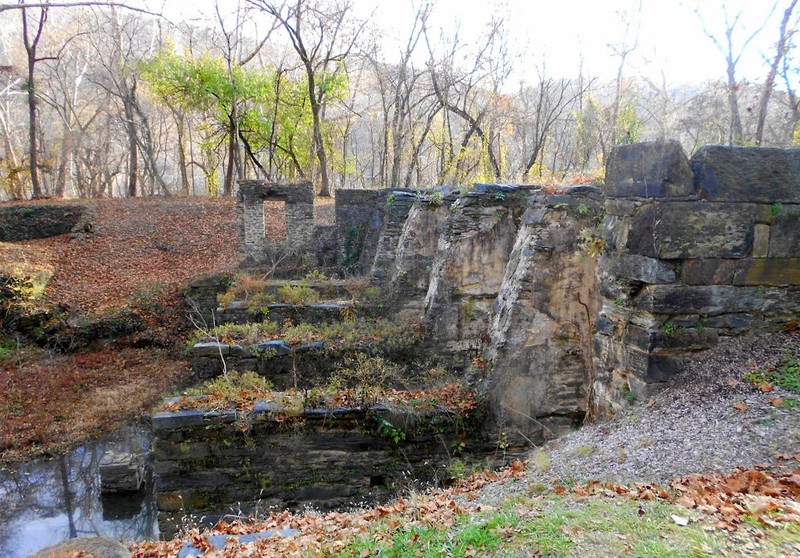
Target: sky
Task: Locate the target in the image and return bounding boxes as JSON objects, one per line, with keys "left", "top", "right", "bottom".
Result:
{"left": 154, "top": 0, "right": 788, "bottom": 86}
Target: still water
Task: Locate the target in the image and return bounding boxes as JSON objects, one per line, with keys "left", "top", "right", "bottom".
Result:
{"left": 0, "top": 424, "right": 157, "bottom": 558}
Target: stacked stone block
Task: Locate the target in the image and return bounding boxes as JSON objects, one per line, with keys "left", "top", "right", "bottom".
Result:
{"left": 237, "top": 180, "right": 315, "bottom": 265}
{"left": 595, "top": 141, "right": 800, "bottom": 409}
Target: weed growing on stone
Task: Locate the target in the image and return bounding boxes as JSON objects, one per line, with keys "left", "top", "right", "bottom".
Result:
{"left": 277, "top": 284, "right": 319, "bottom": 305}
{"left": 532, "top": 449, "right": 552, "bottom": 473}
{"left": 577, "top": 227, "right": 605, "bottom": 258}
{"left": 662, "top": 321, "right": 678, "bottom": 336}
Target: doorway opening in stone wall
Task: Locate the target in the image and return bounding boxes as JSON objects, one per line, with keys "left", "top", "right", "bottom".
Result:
{"left": 263, "top": 199, "right": 287, "bottom": 242}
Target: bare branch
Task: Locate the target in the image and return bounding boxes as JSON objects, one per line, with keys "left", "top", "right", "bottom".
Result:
{"left": 0, "top": 2, "right": 162, "bottom": 16}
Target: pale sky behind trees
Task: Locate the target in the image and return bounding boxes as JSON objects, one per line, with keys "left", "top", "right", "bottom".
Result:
{"left": 153, "top": 0, "right": 786, "bottom": 87}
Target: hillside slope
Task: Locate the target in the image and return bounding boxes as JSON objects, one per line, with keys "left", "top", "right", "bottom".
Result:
{"left": 0, "top": 197, "right": 240, "bottom": 462}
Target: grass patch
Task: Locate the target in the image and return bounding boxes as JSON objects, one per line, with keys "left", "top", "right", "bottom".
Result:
{"left": 330, "top": 497, "right": 740, "bottom": 557}
{"left": 745, "top": 355, "right": 800, "bottom": 393}
{"left": 532, "top": 449, "right": 552, "bottom": 473}
{"left": 189, "top": 316, "right": 423, "bottom": 354}
{"left": 0, "top": 337, "right": 18, "bottom": 361}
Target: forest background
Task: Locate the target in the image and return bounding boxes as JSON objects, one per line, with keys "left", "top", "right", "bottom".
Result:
{"left": 0, "top": 0, "right": 798, "bottom": 201}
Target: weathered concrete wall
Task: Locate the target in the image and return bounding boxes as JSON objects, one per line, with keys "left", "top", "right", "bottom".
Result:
{"left": 595, "top": 141, "right": 800, "bottom": 412}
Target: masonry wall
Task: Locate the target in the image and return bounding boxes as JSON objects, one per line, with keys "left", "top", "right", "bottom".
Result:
{"left": 151, "top": 403, "right": 501, "bottom": 527}
{"left": 233, "top": 143, "right": 800, "bottom": 434}
{"left": 0, "top": 203, "right": 86, "bottom": 240}
{"left": 237, "top": 180, "right": 315, "bottom": 265}
{"left": 594, "top": 142, "right": 800, "bottom": 411}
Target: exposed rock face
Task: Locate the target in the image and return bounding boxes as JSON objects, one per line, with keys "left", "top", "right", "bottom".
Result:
{"left": 484, "top": 191, "right": 603, "bottom": 444}
{"left": 388, "top": 201, "right": 451, "bottom": 311}
{"left": 232, "top": 142, "right": 800, "bottom": 445}
{"left": 151, "top": 403, "right": 504, "bottom": 535}
{"left": 423, "top": 190, "right": 526, "bottom": 369}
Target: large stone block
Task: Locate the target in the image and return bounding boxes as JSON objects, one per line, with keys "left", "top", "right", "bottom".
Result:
{"left": 623, "top": 323, "right": 718, "bottom": 352}
{"left": 681, "top": 259, "right": 800, "bottom": 286}
{"left": 733, "top": 259, "right": 800, "bottom": 286}
{"left": 625, "top": 346, "right": 684, "bottom": 383}
{"left": 636, "top": 284, "right": 766, "bottom": 314}
{"left": 627, "top": 201, "right": 755, "bottom": 258}
{"left": 769, "top": 206, "right": 800, "bottom": 257}
{"left": 602, "top": 253, "right": 677, "bottom": 284}
{"left": 605, "top": 141, "right": 694, "bottom": 198}
{"left": 692, "top": 146, "right": 800, "bottom": 203}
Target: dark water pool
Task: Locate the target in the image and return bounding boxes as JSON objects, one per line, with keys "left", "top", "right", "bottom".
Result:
{"left": 0, "top": 424, "right": 157, "bottom": 557}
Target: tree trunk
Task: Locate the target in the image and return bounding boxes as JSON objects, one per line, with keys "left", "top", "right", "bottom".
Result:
{"left": 21, "top": 6, "right": 47, "bottom": 199}
{"left": 124, "top": 97, "right": 138, "bottom": 197}
{"left": 311, "top": 98, "right": 331, "bottom": 196}
{"left": 756, "top": 0, "right": 797, "bottom": 145}
{"left": 223, "top": 121, "right": 236, "bottom": 196}
{"left": 176, "top": 114, "right": 190, "bottom": 196}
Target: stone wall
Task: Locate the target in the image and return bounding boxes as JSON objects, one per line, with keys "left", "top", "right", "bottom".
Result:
{"left": 0, "top": 203, "right": 86, "bottom": 240}
{"left": 237, "top": 181, "right": 315, "bottom": 265}
{"left": 594, "top": 141, "right": 800, "bottom": 411}
{"left": 231, "top": 143, "right": 799, "bottom": 441}
{"left": 151, "top": 402, "right": 501, "bottom": 527}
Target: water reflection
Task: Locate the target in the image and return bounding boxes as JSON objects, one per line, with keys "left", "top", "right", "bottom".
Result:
{"left": 0, "top": 424, "right": 158, "bottom": 558}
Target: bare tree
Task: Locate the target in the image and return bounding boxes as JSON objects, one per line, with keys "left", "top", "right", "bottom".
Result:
{"left": 756, "top": 0, "right": 797, "bottom": 145}
{"left": 515, "top": 62, "right": 592, "bottom": 182}
{"left": 696, "top": 3, "right": 777, "bottom": 145}
{"left": 86, "top": 6, "right": 166, "bottom": 197}
{"left": 247, "top": 0, "right": 365, "bottom": 197}
{"left": 21, "top": 1, "right": 48, "bottom": 198}
{"left": 424, "top": 17, "right": 512, "bottom": 184}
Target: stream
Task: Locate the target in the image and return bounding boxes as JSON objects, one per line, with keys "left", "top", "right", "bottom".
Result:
{"left": 0, "top": 424, "right": 157, "bottom": 557}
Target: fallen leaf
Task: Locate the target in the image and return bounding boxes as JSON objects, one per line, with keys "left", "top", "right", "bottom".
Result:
{"left": 733, "top": 401, "right": 749, "bottom": 412}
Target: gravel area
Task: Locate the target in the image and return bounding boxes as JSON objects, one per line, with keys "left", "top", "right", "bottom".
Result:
{"left": 476, "top": 331, "right": 800, "bottom": 501}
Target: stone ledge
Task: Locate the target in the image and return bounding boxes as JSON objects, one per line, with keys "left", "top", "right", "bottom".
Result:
{"left": 682, "top": 258, "right": 800, "bottom": 286}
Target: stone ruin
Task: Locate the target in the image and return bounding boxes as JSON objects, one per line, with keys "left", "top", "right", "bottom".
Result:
{"left": 235, "top": 141, "right": 800, "bottom": 444}
{"left": 154, "top": 140, "right": 800, "bottom": 529}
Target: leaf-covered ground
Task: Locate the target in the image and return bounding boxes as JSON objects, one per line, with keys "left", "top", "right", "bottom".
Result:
{"left": 128, "top": 460, "right": 800, "bottom": 557}
{"left": 0, "top": 197, "right": 243, "bottom": 462}
{"left": 12, "top": 197, "right": 240, "bottom": 315}
{"left": 0, "top": 347, "right": 186, "bottom": 462}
